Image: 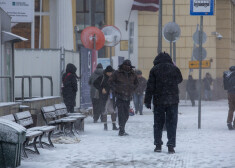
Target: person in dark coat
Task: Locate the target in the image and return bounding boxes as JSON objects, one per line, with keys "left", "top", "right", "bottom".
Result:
{"left": 88, "top": 63, "right": 104, "bottom": 123}
{"left": 94, "top": 66, "right": 118, "bottom": 131}
{"left": 186, "top": 75, "right": 197, "bottom": 106}
{"left": 203, "top": 72, "right": 213, "bottom": 101}
{"left": 62, "top": 63, "right": 78, "bottom": 113}
{"left": 133, "top": 70, "right": 147, "bottom": 115}
{"left": 224, "top": 66, "right": 235, "bottom": 130}
{"left": 109, "top": 60, "right": 138, "bottom": 136}
{"left": 144, "top": 52, "right": 183, "bottom": 154}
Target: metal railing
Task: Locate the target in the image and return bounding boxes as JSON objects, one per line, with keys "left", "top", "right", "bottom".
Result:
{"left": 15, "top": 76, "right": 32, "bottom": 100}
{"left": 15, "top": 75, "right": 53, "bottom": 101}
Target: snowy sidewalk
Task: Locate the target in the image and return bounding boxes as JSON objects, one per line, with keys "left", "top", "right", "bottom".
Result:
{"left": 20, "top": 100, "right": 235, "bottom": 168}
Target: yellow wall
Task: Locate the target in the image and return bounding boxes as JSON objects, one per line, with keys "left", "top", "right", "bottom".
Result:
{"left": 42, "top": 0, "right": 50, "bottom": 48}
{"left": 138, "top": 0, "right": 218, "bottom": 79}
{"left": 216, "top": 0, "right": 235, "bottom": 77}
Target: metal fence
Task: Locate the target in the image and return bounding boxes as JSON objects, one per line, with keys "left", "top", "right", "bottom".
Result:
{"left": 14, "top": 48, "right": 80, "bottom": 106}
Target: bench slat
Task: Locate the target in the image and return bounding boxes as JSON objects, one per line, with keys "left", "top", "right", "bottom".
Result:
{"left": 0, "top": 114, "right": 15, "bottom": 122}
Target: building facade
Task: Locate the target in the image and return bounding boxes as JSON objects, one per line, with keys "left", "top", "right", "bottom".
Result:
{"left": 10, "top": 0, "right": 235, "bottom": 99}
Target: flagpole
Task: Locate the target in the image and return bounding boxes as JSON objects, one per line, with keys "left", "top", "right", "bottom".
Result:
{"left": 158, "top": 0, "right": 162, "bottom": 53}
{"left": 126, "top": 10, "right": 132, "bottom": 31}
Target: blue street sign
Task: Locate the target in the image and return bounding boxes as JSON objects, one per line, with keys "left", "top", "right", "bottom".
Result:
{"left": 190, "top": 0, "right": 214, "bottom": 16}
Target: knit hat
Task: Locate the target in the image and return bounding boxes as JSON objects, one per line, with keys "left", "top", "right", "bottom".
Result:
{"left": 96, "top": 63, "right": 103, "bottom": 69}
{"left": 136, "top": 70, "right": 142, "bottom": 75}
{"left": 122, "top": 60, "right": 135, "bottom": 68}
{"left": 105, "top": 65, "right": 114, "bottom": 72}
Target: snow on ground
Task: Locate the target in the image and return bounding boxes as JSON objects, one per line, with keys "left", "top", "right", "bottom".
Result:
{"left": 20, "top": 100, "right": 235, "bottom": 168}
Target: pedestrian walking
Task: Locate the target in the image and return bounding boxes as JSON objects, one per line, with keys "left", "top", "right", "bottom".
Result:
{"left": 109, "top": 60, "right": 138, "bottom": 136}
{"left": 223, "top": 66, "right": 235, "bottom": 130}
{"left": 144, "top": 52, "right": 183, "bottom": 154}
{"left": 133, "top": 70, "right": 147, "bottom": 115}
{"left": 88, "top": 63, "right": 104, "bottom": 123}
{"left": 93, "top": 65, "right": 119, "bottom": 131}
{"left": 203, "top": 72, "right": 213, "bottom": 101}
{"left": 62, "top": 63, "right": 79, "bottom": 113}
{"left": 186, "top": 75, "right": 197, "bottom": 106}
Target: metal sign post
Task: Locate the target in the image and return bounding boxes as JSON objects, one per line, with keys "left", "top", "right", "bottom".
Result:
{"left": 198, "top": 16, "right": 203, "bottom": 129}
{"left": 157, "top": 0, "right": 162, "bottom": 54}
{"left": 190, "top": 0, "right": 214, "bottom": 129}
{"left": 173, "top": 0, "right": 176, "bottom": 63}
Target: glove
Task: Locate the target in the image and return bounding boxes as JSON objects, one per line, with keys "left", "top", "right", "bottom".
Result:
{"left": 145, "top": 104, "right": 151, "bottom": 109}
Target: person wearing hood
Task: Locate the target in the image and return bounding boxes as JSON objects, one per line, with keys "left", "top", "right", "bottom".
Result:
{"left": 62, "top": 63, "right": 79, "bottom": 113}
{"left": 89, "top": 63, "right": 104, "bottom": 123}
{"left": 186, "top": 75, "right": 197, "bottom": 107}
{"left": 223, "top": 66, "right": 235, "bottom": 130}
{"left": 144, "top": 52, "right": 183, "bottom": 154}
{"left": 109, "top": 60, "right": 138, "bottom": 136}
{"left": 94, "top": 65, "right": 119, "bottom": 131}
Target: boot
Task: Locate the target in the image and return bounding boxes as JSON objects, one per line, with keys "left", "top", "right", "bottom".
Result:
{"left": 104, "top": 124, "right": 108, "bottom": 131}
{"left": 154, "top": 145, "right": 162, "bottom": 152}
{"left": 168, "top": 146, "right": 175, "bottom": 154}
{"left": 112, "top": 123, "right": 119, "bottom": 130}
{"left": 118, "top": 127, "right": 125, "bottom": 136}
{"left": 227, "top": 123, "right": 233, "bottom": 130}
{"left": 119, "top": 131, "right": 129, "bottom": 136}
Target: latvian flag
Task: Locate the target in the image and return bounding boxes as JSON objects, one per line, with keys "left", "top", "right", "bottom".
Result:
{"left": 131, "top": 0, "right": 159, "bottom": 12}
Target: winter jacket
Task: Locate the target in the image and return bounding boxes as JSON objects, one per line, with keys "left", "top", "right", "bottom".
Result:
{"left": 203, "top": 77, "right": 212, "bottom": 91}
{"left": 228, "top": 66, "right": 235, "bottom": 94}
{"left": 144, "top": 53, "right": 183, "bottom": 106}
{"left": 109, "top": 66, "right": 138, "bottom": 101}
{"left": 186, "top": 77, "right": 196, "bottom": 93}
{"left": 135, "top": 77, "right": 147, "bottom": 95}
{"left": 93, "top": 73, "right": 110, "bottom": 102}
{"left": 62, "top": 64, "right": 78, "bottom": 107}
{"left": 88, "top": 68, "right": 104, "bottom": 99}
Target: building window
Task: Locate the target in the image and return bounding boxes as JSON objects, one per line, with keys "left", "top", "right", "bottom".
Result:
{"left": 76, "top": 0, "right": 106, "bottom": 58}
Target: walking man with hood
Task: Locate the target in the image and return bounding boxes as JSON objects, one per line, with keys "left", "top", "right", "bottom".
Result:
{"left": 62, "top": 63, "right": 79, "bottom": 113}
{"left": 144, "top": 52, "right": 183, "bottom": 154}
{"left": 223, "top": 66, "right": 235, "bottom": 130}
{"left": 109, "top": 60, "right": 138, "bottom": 136}
{"left": 89, "top": 63, "right": 104, "bottom": 122}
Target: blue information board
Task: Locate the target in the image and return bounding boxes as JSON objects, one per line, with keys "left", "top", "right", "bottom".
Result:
{"left": 190, "top": 0, "right": 214, "bottom": 16}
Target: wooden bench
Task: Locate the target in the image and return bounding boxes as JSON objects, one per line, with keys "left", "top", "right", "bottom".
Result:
{"left": 14, "top": 111, "right": 56, "bottom": 149}
{"left": 0, "top": 114, "right": 44, "bottom": 158}
{"left": 41, "top": 106, "right": 77, "bottom": 136}
{"left": 54, "top": 103, "right": 86, "bottom": 132}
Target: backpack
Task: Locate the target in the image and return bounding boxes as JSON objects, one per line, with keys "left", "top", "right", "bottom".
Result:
{"left": 223, "top": 71, "right": 235, "bottom": 90}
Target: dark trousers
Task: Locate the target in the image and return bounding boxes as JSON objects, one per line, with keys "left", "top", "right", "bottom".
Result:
{"left": 133, "top": 94, "right": 144, "bottom": 114}
{"left": 103, "top": 113, "right": 117, "bottom": 124}
{"left": 153, "top": 104, "right": 178, "bottom": 147}
{"left": 66, "top": 105, "right": 74, "bottom": 113}
{"left": 187, "top": 91, "right": 195, "bottom": 106}
{"left": 116, "top": 99, "right": 130, "bottom": 132}
{"left": 92, "top": 98, "right": 105, "bottom": 122}
{"left": 227, "top": 93, "right": 235, "bottom": 125}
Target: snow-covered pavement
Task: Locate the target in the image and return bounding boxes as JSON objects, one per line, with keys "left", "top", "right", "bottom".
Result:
{"left": 20, "top": 100, "right": 235, "bottom": 168}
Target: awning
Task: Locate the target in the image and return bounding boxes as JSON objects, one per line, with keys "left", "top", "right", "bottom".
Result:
{"left": 1, "top": 31, "right": 28, "bottom": 43}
